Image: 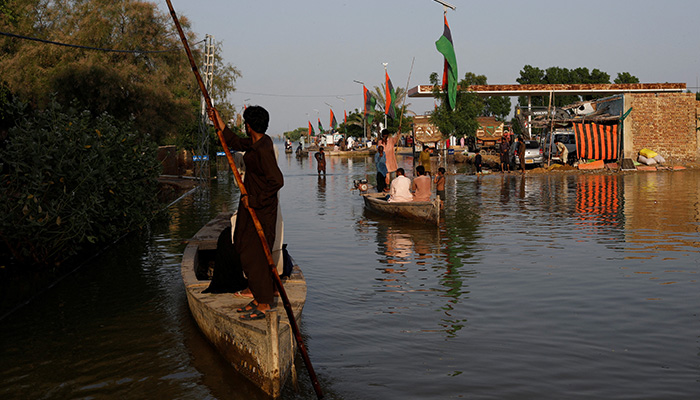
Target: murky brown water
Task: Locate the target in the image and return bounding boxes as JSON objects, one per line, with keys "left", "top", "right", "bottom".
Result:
{"left": 1, "top": 146, "right": 699, "bottom": 399}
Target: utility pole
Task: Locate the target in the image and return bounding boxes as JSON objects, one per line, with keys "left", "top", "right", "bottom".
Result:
{"left": 197, "top": 34, "right": 215, "bottom": 184}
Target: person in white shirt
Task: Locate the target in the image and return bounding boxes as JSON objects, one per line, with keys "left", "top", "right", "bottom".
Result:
{"left": 387, "top": 168, "right": 413, "bottom": 202}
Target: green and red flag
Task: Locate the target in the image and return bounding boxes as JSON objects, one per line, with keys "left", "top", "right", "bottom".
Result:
{"left": 435, "top": 14, "right": 458, "bottom": 110}
{"left": 330, "top": 109, "right": 337, "bottom": 130}
{"left": 363, "top": 85, "right": 376, "bottom": 124}
{"left": 308, "top": 120, "right": 314, "bottom": 136}
{"left": 385, "top": 71, "right": 397, "bottom": 119}
{"left": 344, "top": 110, "right": 348, "bottom": 133}
{"left": 318, "top": 118, "right": 324, "bottom": 134}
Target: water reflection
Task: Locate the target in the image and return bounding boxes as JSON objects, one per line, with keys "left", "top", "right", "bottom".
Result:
{"left": 316, "top": 175, "right": 326, "bottom": 206}
{"left": 573, "top": 174, "right": 623, "bottom": 234}
{"left": 373, "top": 222, "right": 440, "bottom": 294}
{"left": 623, "top": 172, "right": 700, "bottom": 258}
{"left": 4, "top": 143, "right": 700, "bottom": 399}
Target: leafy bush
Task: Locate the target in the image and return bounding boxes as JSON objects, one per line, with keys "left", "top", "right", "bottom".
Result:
{"left": 0, "top": 99, "right": 162, "bottom": 266}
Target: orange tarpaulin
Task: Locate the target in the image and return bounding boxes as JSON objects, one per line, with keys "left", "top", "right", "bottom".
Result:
{"left": 573, "top": 122, "right": 619, "bottom": 161}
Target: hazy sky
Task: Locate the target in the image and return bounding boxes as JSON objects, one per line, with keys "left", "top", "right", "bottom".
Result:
{"left": 161, "top": 0, "right": 699, "bottom": 135}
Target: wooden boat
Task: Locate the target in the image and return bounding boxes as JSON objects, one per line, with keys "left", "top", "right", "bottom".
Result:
{"left": 361, "top": 192, "right": 440, "bottom": 225}
{"left": 181, "top": 212, "right": 306, "bottom": 399}
{"left": 284, "top": 147, "right": 293, "bottom": 154}
{"left": 326, "top": 148, "right": 375, "bottom": 157}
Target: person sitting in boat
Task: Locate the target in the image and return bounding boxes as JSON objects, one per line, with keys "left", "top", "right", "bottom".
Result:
{"left": 387, "top": 167, "right": 412, "bottom": 202}
{"left": 411, "top": 165, "right": 431, "bottom": 202}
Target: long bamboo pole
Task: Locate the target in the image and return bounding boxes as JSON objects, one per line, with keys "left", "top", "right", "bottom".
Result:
{"left": 164, "top": 2, "right": 323, "bottom": 398}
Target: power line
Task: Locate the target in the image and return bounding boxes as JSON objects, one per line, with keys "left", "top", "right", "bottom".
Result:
{"left": 0, "top": 30, "right": 180, "bottom": 54}
{"left": 236, "top": 91, "right": 361, "bottom": 98}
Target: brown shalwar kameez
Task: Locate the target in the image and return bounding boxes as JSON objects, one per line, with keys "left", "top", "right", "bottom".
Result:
{"left": 223, "top": 126, "right": 284, "bottom": 305}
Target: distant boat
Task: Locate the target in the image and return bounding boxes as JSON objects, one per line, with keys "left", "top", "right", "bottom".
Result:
{"left": 326, "top": 147, "right": 375, "bottom": 157}
{"left": 361, "top": 192, "right": 440, "bottom": 225}
{"left": 181, "top": 212, "right": 306, "bottom": 399}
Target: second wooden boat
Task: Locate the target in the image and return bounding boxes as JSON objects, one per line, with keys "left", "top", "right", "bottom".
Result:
{"left": 361, "top": 192, "right": 440, "bottom": 225}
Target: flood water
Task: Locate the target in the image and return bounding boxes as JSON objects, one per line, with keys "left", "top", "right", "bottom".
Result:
{"left": 2, "top": 144, "right": 700, "bottom": 399}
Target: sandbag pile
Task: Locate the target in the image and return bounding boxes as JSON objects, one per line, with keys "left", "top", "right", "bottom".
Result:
{"left": 638, "top": 148, "right": 666, "bottom": 166}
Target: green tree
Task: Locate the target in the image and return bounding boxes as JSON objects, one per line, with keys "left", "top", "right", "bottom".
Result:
{"left": 483, "top": 96, "right": 512, "bottom": 121}
{"left": 517, "top": 65, "right": 616, "bottom": 108}
{"left": 614, "top": 72, "right": 640, "bottom": 84}
{"left": 0, "top": 0, "right": 239, "bottom": 145}
{"left": 341, "top": 110, "right": 366, "bottom": 138}
{"left": 0, "top": 98, "right": 161, "bottom": 266}
{"left": 284, "top": 127, "right": 307, "bottom": 142}
{"left": 369, "top": 85, "right": 413, "bottom": 134}
{"left": 429, "top": 71, "right": 482, "bottom": 139}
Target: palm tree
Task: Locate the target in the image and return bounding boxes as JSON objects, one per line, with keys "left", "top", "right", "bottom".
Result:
{"left": 371, "top": 85, "right": 414, "bottom": 133}
{"left": 371, "top": 85, "right": 412, "bottom": 115}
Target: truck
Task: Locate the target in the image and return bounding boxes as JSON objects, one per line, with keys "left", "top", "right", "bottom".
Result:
{"left": 475, "top": 116, "right": 505, "bottom": 152}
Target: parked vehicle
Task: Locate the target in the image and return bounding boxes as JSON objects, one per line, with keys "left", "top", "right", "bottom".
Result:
{"left": 515, "top": 140, "right": 544, "bottom": 167}
{"left": 542, "top": 129, "right": 577, "bottom": 163}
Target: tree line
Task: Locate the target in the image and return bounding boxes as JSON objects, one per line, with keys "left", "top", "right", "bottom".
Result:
{"left": 429, "top": 66, "right": 639, "bottom": 139}
{"left": 0, "top": 0, "right": 239, "bottom": 268}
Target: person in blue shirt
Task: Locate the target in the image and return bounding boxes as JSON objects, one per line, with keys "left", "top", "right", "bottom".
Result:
{"left": 374, "top": 145, "right": 388, "bottom": 192}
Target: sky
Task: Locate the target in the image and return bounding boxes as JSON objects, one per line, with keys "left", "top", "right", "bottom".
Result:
{"left": 160, "top": 0, "right": 700, "bottom": 135}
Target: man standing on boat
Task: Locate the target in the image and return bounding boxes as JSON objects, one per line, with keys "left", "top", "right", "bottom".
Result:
{"left": 378, "top": 129, "right": 399, "bottom": 184}
{"left": 208, "top": 105, "right": 284, "bottom": 321}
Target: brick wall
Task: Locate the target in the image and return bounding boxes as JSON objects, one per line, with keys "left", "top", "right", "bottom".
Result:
{"left": 625, "top": 92, "right": 698, "bottom": 163}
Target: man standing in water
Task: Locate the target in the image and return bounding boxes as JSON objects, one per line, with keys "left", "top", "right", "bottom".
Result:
{"left": 208, "top": 105, "right": 284, "bottom": 321}
{"left": 315, "top": 146, "right": 326, "bottom": 175}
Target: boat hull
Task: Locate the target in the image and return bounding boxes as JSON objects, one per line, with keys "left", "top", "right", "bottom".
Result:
{"left": 361, "top": 192, "right": 440, "bottom": 225}
{"left": 181, "top": 213, "right": 306, "bottom": 398}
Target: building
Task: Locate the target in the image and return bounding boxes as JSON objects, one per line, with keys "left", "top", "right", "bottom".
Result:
{"left": 409, "top": 83, "right": 699, "bottom": 164}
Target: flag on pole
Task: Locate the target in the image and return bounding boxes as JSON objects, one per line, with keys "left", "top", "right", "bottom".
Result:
{"left": 344, "top": 110, "right": 348, "bottom": 133}
{"left": 435, "top": 13, "right": 458, "bottom": 110}
{"left": 318, "top": 118, "right": 324, "bottom": 134}
{"left": 385, "top": 71, "right": 397, "bottom": 119}
{"left": 363, "top": 85, "right": 376, "bottom": 124}
{"left": 308, "top": 121, "right": 314, "bottom": 136}
{"left": 330, "top": 109, "right": 337, "bottom": 129}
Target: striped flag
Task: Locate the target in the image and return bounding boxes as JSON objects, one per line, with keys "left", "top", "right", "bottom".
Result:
{"left": 330, "top": 109, "right": 337, "bottom": 129}
{"left": 308, "top": 121, "right": 314, "bottom": 136}
{"left": 435, "top": 14, "right": 458, "bottom": 110}
{"left": 363, "top": 85, "right": 376, "bottom": 124}
{"left": 344, "top": 110, "right": 348, "bottom": 133}
{"left": 385, "top": 71, "right": 397, "bottom": 119}
{"left": 318, "top": 118, "right": 324, "bottom": 134}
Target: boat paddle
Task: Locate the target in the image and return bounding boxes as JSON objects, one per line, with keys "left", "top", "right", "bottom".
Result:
{"left": 164, "top": 1, "right": 324, "bottom": 398}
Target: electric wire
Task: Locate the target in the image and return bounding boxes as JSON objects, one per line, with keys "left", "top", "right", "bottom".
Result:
{"left": 0, "top": 30, "right": 184, "bottom": 54}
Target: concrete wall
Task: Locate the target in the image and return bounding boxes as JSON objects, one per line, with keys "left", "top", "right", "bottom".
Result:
{"left": 623, "top": 92, "right": 698, "bottom": 163}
